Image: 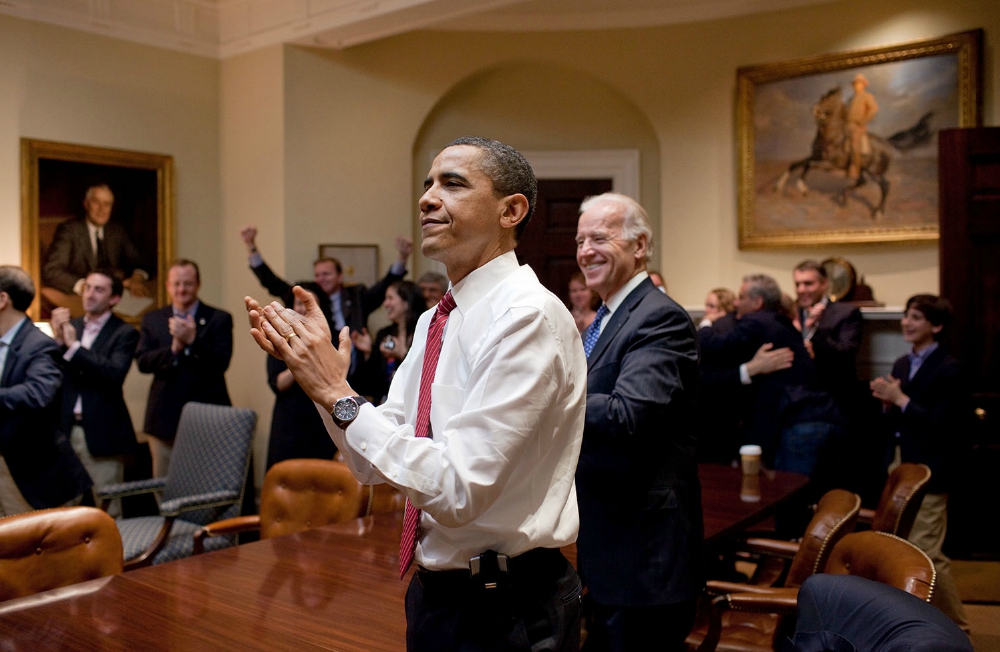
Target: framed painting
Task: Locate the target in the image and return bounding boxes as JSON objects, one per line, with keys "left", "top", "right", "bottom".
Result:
{"left": 21, "top": 139, "right": 174, "bottom": 322}
{"left": 318, "top": 244, "right": 379, "bottom": 287}
{"left": 737, "top": 29, "right": 982, "bottom": 248}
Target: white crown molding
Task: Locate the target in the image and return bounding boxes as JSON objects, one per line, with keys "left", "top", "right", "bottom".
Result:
{"left": 523, "top": 149, "right": 640, "bottom": 200}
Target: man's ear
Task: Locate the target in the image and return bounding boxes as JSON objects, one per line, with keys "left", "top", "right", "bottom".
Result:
{"left": 499, "top": 194, "right": 530, "bottom": 231}
{"left": 109, "top": 294, "right": 122, "bottom": 308}
{"left": 0, "top": 291, "right": 8, "bottom": 311}
{"left": 633, "top": 234, "right": 648, "bottom": 262}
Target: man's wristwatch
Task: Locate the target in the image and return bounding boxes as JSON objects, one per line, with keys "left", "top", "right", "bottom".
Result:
{"left": 331, "top": 395, "right": 368, "bottom": 430}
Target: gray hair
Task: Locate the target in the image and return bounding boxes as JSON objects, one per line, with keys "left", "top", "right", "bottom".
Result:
{"left": 579, "top": 192, "right": 654, "bottom": 263}
{"left": 417, "top": 271, "right": 448, "bottom": 290}
{"left": 0, "top": 265, "right": 36, "bottom": 312}
{"left": 742, "top": 274, "right": 782, "bottom": 313}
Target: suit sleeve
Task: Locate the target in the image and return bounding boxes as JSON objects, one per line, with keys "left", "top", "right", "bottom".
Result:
{"left": 135, "top": 314, "right": 175, "bottom": 373}
{"left": 0, "top": 341, "right": 63, "bottom": 415}
{"left": 250, "top": 259, "right": 293, "bottom": 301}
{"left": 586, "top": 304, "right": 699, "bottom": 440}
{"left": 894, "top": 358, "right": 964, "bottom": 449}
{"left": 66, "top": 325, "right": 139, "bottom": 389}
{"left": 813, "top": 306, "right": 862, "bottom": 357}
{"left": 359, "top": 266, "right": 406, "bottom": 322}
{"left": 41, "top": 222, "right": 83, "bottom": 293}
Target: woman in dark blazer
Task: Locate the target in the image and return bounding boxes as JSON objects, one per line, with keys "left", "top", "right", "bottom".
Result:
{"left": 265, "top": 282, "right": 337, "bottom": 469}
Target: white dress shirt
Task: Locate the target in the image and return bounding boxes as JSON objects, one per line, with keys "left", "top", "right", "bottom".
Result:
{"left": 594, "top": 271, "right": 649, "bottom": 338}
{"left": 320, "top": 251, "right": 587, "bottom": 570}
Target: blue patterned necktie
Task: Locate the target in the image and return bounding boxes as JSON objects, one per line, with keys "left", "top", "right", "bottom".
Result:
{"left": 583, "top": 304, "right": 609, "bottom": 358}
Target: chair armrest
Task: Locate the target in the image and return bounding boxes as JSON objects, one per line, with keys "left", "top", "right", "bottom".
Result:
{"left": 159, "top": 490, "right": 241, "bottom": 517}
{"left": 706, "top": 580, "right": 793, "bottom": 596}
{"left": 697, "top": 588, "right": 800, "bottom": 652}
{"left": 96, "top": 477, "right": 168, "bottom": 501}
{"left": 192, "top": 516, "right": 262, "bottom": 555}
{"left": 725, "top": 587, "right": 800, "bottom": 614}
{"left": 857, "top": 507, "right": 875, "bottom": 525}
{"left": 742, "top": 537, "right": 800, "bottom": 559}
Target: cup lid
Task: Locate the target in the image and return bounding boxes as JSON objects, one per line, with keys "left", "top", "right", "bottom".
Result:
{"left": 739, "top": 444, "right": 762, "bottom": 455}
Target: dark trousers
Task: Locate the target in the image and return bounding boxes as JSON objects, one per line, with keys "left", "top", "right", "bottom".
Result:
{"left": 582, "top": 598, "right": 697, "bottom": 652}
{"left": 405, "top": 549, "right": 582, "bottom": 652}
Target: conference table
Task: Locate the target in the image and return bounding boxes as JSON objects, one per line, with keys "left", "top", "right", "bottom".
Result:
{"left": 0, "top": 464, "right": 807, "bottom": 651}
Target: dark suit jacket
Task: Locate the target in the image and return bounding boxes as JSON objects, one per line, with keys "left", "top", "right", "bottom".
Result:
{"left": 809, "top": 300, "right": 863, "bottom": 403}
{"left": 576, "top": 278, "right": 704, "bottom": 606}
{"left": 0, "top": 318, "right": 92, "bottom": 508}
{"left": 59, "top": 314, "right": 140, "bottom": 457}
{"left": 265, "top": 355, "right": 337, "bottom": 470}
{"left": 136, "top": 303, "right": 233, "bottom": 440}
{"left": 699, "top": 310, "right": 839, "bottom": 463}
{"left": 881, "top": 347, "right": 963, "bottom": 494}
{"left": 42, "top": 219, "right": 145, "bottom": 294}
{"left": 250, "top": 260, "right": 403, "bottom": 334}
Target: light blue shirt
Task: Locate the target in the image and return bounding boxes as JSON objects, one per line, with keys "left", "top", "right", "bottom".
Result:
{"left": 0, "top": 317, "right": 29, "bottom": 381}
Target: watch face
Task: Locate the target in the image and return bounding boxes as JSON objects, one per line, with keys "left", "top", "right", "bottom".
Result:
{"left": 333, "top": 398, "right": 359, "bottom": 422}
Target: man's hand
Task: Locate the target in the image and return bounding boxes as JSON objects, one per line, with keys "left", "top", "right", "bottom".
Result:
{"left": 396, "top": 236, "right": 413, "bottom": 262}
{"left": 352, "top": 328, "right": 373, "bottom": 357}
{"left": 124, "top": 271, "right": 150, "bottom": 298}
{"left": 245, "top": 286, "right": 353, "bottom": 408}
{"left": 240, "top": 226, "right": 258, "bottom": 254}
{"left": 168, "top": 314, "right": 196, "bottom": 353}
{"left": 745, "top": 343, "right": 794, "bottom": 377}
{"left": 804, "top": 302, "right": 826, "bottom": 330}
{"left": 50, "top": 307, "right": 75, "bottom": 346}
{"left": 870, "top": 375, "right": 909, "bottom": 410}
{"left": 803, "top": 339, "right": 815, "bottom": 359}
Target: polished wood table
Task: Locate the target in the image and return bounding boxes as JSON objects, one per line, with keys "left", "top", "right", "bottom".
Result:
{"left": 0, "top": 465, "right": 806, "bottom": 651}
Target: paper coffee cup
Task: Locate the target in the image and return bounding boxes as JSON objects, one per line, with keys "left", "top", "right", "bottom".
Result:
{"left": 739, "top": 444, "right": 762, "bottom": 476}
{"left": 740, "top": 473, "right": 761, "bottom": 502}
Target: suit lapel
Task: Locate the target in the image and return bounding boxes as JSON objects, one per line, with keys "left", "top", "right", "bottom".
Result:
{"left": 1, "top": 320, "right": 31, "bottom": 387}
{"left": 902, "top": 347, "right": 944, "bottom": 395}
{"left": 587, "top": 280, "right": 652, "bottom": 367}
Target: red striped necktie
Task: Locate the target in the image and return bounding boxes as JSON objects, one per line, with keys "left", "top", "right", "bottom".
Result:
{"left": 399, "top": 290, "right": 457, "bottom": 579}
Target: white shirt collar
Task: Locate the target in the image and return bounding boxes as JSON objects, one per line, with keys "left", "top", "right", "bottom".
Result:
{"left": 448, "top": 251, "right": 520, "bottom": 315}
{"left": 604, "top": 271, "right": 649, "bottom": 317}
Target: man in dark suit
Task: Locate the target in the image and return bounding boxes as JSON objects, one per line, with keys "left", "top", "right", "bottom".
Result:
{"left": 136, "top": 259, "right": 233, "bottom": 477}
{"left": 50, "top": 269, "right": 140, "bottom": 515}
{"left": 870, "top": 294, "right": 969, "bottom": 630}
{"left": 574, "top": 193, "right": 703, "bottom": 651}
{"left": 42, "top": 183, "right": 150, "bottom": 299}
{"left": 699, "top": 274, "right": 841, "bottom": 476}
{"left": 0, "top": 265, "right": 91, "bottom": 516}
{"left": 239, "top": 225, "right": 412, "bottom": 334}
{"left": 793, "top": 259, "right": 875, "bottom": 499}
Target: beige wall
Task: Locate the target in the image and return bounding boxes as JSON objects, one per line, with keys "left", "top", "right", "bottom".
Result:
{"left": 1, "top": 0, "right": 996, "bottom": 487}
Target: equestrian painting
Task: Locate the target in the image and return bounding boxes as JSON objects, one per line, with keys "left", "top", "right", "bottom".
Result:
{"left": 737, "top": 30, "right": 981, "bottom": 248}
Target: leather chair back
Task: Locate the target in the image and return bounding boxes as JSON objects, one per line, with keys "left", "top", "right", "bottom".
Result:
{"left": 258, "top": 459, "right": 367, "bottom": 540}
{"left": 824, "top": 530, "right": 936, "bottom": 602}
{"left": 871, "top": 463, "right": 931, "bottom": 538}
{"left": 0, "top": 507, "right": 123, "bottom": 601}
{"left": 785, "top": 489, "right": 861, "bottom": 588}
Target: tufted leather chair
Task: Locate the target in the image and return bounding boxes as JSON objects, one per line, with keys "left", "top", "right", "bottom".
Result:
{"left": 0, "top": 507, "right": 123, "bottom": 602}
{"left": 193, "top": 458, "right": 367, "bottom": 553}
{"left": 694, "top": 530, "right": 936, "bottom": 652}
{"left": 857, "top": 463, "right": 932, "bottom": 539}
{"left": 686, "top": 489, "right": 862, "bottom": 651}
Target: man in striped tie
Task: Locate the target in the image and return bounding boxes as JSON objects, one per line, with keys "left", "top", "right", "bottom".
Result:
{"left": 247, "top": 137, "right": 588, "bottom": 652}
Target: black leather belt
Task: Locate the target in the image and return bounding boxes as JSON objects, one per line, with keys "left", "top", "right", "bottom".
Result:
{"left": 416, "top": 547, "right": 565, "bottom": 593}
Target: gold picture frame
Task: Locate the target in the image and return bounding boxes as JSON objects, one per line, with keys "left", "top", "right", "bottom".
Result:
{"left": 737, "top": 29, "right": 982, "bottom": 249}
{"left": 317, "top": 244, "right": 380, "bottom": 287}
{"left": 21, "top": 139, "right": 174, "bottom": 323}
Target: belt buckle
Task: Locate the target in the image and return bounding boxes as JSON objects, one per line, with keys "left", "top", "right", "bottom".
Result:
{"left": 469, "top": 549, "right": 510, "bottom": 590}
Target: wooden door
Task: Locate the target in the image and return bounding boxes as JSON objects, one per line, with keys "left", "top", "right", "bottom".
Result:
{"left": 515, "top": 178, "right": 612, "bottom": 302}
{"left": 938, "top": 127, "right": 1000, "bottom": 559}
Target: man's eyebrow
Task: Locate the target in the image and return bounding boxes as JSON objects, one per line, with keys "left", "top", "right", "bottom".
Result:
{"left": 425, "top": 171, "right": 469, "bottom": 190}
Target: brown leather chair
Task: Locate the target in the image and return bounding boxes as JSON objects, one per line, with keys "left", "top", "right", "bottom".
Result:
{"left": 695, "top": 530, "right": 936, "bottom": 652}
{"left": 686, "top": 489, "right": 861, "bottom": 651}
{"left": 0, "top": 506, "right": 123, "bottom": 602}
{"left": 857, "top": 463, "right": 932, "bottom": 539}
{"left": 193, "top": 459, "right": 367, "bottom": 553}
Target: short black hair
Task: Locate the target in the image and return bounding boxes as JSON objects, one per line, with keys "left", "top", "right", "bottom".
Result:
{"left": 0, "top": 265, "right": 36, "bottom": 312}
{"left": 89, "top": 268, "right": 124, "bottom": 298}
{"left": 446, "top": 136, "right": 537, "bottom": 241}
{"left": 794, "top": 259, "right": 828, "bottom": 280}
{"left": 905, "top": 294, "right": 953, "bottom": 339}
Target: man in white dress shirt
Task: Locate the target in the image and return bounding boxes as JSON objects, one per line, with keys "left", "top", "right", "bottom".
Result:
{"left": 246, "top": 136, "right": 587, "bottom": 651}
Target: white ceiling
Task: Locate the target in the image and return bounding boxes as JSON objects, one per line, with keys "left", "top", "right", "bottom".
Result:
{"left": 1, "top": 0, "right": 838, "bottom": 59}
